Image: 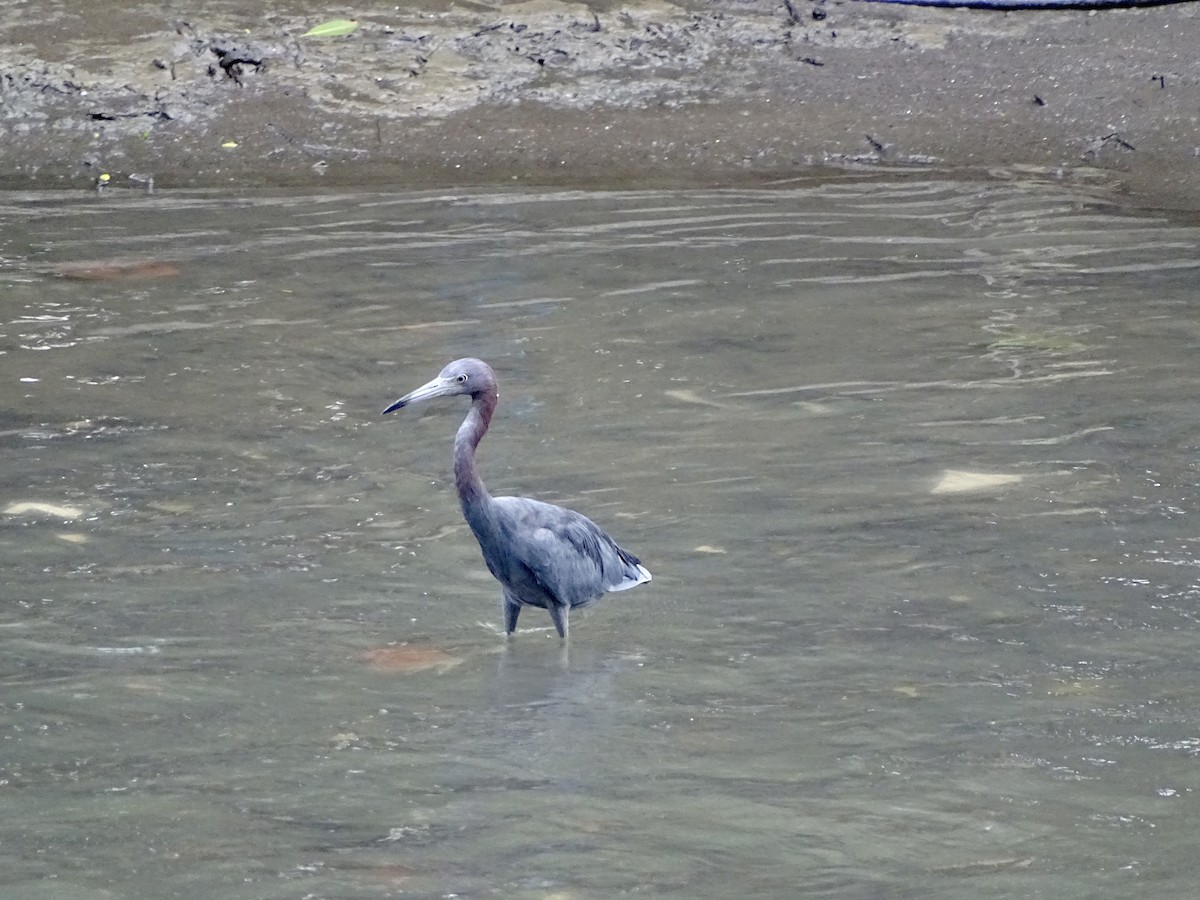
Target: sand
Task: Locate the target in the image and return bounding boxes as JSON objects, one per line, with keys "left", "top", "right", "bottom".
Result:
{"left": 1, "top": 0, "right": 1197, "bottom": 208}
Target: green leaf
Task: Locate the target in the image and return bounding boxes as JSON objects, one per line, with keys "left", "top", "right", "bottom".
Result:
{"left": 301, "top": 18, "right": 359, "bottom": 38}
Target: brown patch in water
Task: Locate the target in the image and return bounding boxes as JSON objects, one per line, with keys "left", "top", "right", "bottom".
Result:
{"left": 55, "top": 260, "right": 182, "bottom": 281}
{"left": 361, "top": 644, "right": 462, "bottom": 674}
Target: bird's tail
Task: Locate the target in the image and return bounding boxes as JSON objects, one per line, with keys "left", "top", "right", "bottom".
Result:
{"left": 609, "top": 549, "right": 652, "bottom": 591}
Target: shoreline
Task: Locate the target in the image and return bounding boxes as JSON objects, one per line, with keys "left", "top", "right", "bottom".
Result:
{"left": 2, "top": 1, "right": 1197, "bottom": 209}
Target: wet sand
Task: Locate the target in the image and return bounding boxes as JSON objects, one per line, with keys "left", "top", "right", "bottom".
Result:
{"left": 2, "top": 0, "right": 1197, "bottom": 208}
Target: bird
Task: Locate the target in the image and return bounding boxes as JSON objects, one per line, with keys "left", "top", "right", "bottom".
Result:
{"left": 383, "top": 358, "right": 651, "bottom": 639}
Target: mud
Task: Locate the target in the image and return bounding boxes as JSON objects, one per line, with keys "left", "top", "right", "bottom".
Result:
{"left": 1, "top": 0, "right": 1198, "bottom": 207}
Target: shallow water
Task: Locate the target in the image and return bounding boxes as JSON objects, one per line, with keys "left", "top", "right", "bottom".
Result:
{"left": 3, "top": 176, "right": 1200, "bottom": 898}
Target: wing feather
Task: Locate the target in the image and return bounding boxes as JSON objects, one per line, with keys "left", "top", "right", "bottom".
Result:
{"left": 492, "top": 496, "right": 648, "bottom": 608}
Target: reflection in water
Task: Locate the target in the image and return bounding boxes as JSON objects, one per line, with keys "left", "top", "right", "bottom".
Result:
{"left": 2, "top": 178, "right": 1200, "bottom": 896}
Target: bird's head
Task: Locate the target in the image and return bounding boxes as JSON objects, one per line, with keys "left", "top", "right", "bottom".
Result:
{"left": 383, "top": 357, "right": 497, "bottom": 414}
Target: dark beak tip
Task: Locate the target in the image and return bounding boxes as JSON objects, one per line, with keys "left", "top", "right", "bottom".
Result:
{"left": 382, "top": 399, "right": 407, "bottom": 415}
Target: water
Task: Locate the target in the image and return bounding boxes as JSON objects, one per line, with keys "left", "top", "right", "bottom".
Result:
{"left": 3, "top": 176, "right": 1200, "bottom": 898}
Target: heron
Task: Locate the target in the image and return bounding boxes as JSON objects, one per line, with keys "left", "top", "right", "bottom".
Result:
{"left": 383, "top": 358, "right": 652, "bottom": 639}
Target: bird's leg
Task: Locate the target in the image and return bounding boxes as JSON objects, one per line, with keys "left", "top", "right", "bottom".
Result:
{"left": 547, "top": 604, "right": 569, "bottom": 640}
{"left": 502, "top": 592, "right": 522, "bottom": 635}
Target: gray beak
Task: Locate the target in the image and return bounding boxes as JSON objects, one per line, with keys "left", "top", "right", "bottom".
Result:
{"left": 382, "top": 376, "right": 455, "bottom": 415}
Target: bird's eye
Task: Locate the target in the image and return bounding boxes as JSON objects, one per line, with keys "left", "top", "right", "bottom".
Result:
{"left": 456, "top": 373, "right": 469, "bottom": 384}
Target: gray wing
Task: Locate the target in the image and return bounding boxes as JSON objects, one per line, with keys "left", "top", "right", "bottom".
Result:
{"left": 493, "top": 496, "right": 650, "bottom": 609}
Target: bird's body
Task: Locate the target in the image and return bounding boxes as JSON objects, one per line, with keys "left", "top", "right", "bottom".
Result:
{"left": 383, "top": 358, "right": 651, "bottom": 639}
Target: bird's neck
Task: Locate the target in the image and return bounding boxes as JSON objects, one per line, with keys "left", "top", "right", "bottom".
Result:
{"left": 453, "top": 390, "right": 496, "bottom": 510}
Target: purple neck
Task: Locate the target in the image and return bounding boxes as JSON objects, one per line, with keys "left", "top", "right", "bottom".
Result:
{"left": 453, "top": 388, "right": 497, "bottom": 509}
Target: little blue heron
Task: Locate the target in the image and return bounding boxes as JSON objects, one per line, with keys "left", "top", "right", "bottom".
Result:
{"left": 383, "top": 358, "right": 652, "bottom": 639}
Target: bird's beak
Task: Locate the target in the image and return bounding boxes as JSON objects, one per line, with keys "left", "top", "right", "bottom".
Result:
{"left": 382, "top": 376, "right": 455, "bottom": 415}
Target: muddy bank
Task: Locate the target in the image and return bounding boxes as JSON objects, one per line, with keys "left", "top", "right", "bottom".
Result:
{"left": 1, "top": 0, "right": 1197, "bottom": 206}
